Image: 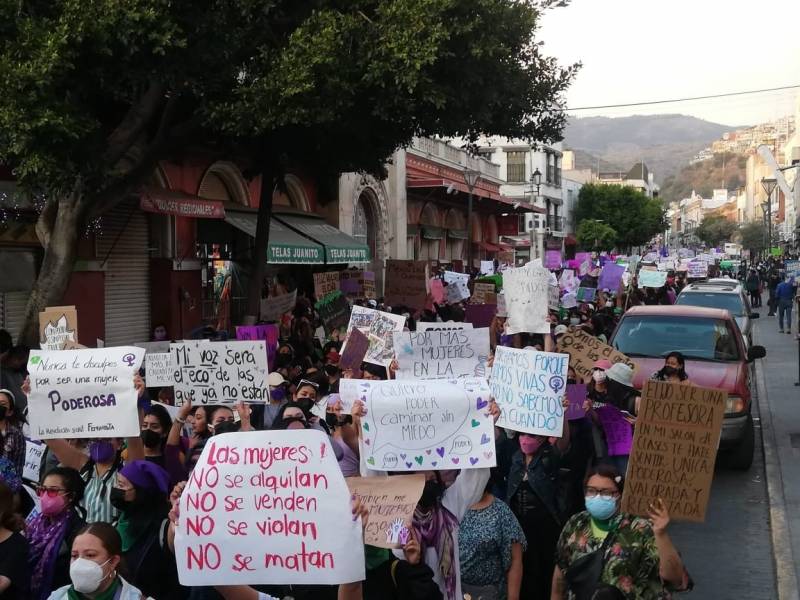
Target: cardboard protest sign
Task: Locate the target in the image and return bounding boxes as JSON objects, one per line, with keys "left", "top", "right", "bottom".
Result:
{"left": 345, "top": 378, "right": 496, "bottom": 471}
{"left": 340, "top": 270, "right": 375, "bottom": 299}
{"left": 341, "top": 306, "right": 406, "bottom": 367}
{"left": 621, "top": 381, "right": 725, "bottom": 522}
{"left": 565, "top": 384, "right": 588, "bottom": 420}
{"left": 315, "top": 292, "right": 352, "bottom": 335}
{"left": 443, "top": 271, "right": 471, "bottom": 303}
{"left": 235, "top": 324, "right": 279, "bottom": 370}
{"left": 598, "top": 264, "right": 625, "bottom": 291}
{"left": 416, "top": 322, "right": 474, "bottom": 332}
{"left": 556, "top": 327, "right": 637, "bottom": 382}
{"left": 464, "top": 304, "right": 495, "bottom": 328}
{"left": 39, "top": 306, "right": 79, "bottom": 351}
{"left": 545, "top": 250, "right": 562, "bottom": 270}
{"left": 576, "top": 287, "right": 596, "bottom": 303}
{"left": 339, "top": 328, "right": 369, "bottom": 377}
{"left": 384, "top": 260, "right": 429, "bottom": 310}
{"left": 175, "top": 429, "right": 365, "bottom": 586}
{"left": 490, "top": 346, "right": 569, "bottom": 436}
{"left": 313, "top": 272, "right": 341, "bottom": 299}
{"left": 595, "top": 405, "right": 633, "bottom": 456}
{"left": 637, "top": 270, "right": 668, "bottom": 288}
{"left": 687, "top": 260, "right": 708, "bottom": 279}
{"left": 27, "top": 346, "right": 144, "bottom": 439}
{"left": 145, "top": 352, "right": 174, "bottom": 386}
{"left": 393, "top": 328, "right": 490, "bottom": 380}
{"left": 171, "top": 341, "right": 268, "bottom": 405}
{"left": 503, "top": 263, "right": 550, "bottom": 334}
{"left": 472, "top": 282, "right": 496, "bottom": 305}
{"left": 23, "top": 439, "right": 45, "bottom": 482}
{"left": 361, "top": 271, "right": 376, "bottom": 299}
{"left": 260, "top": 290, "right": 297, "bottom": 322}
{"left": 346, "top": 475, "right": 425, "bottom": 549}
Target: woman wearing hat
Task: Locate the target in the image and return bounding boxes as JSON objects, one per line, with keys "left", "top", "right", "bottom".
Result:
{"left": 586, "top": 364, "right": 638, "bottom": 475}
{"left": 0, "top": 389, "right": 25, "bottom": 478}
{"left": 110, "top": 460, "right": 183, "bottom": 599}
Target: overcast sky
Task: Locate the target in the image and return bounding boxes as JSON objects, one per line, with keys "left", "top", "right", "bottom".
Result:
{"left": 539, "top": 0, "right": 800, "bottom": 127}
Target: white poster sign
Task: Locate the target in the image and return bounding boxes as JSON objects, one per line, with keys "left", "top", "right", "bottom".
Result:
{"left": 340, "top": 306, "right": 406, "bottom": 367}
{"left": 502, "top": 263, "right": 550, "bottom": 334}
{"left": 687, "top": 260, "right": 708, "bottom": 278}
{"left": 171, "top": 341, "right": 268, "bottom": 405}
{"left": 559, "top": 269, "right": 577, "bottom": 293}
{"left": 490, "top": 346, "right": 569, "bottom": 436}
{"left": 416, "top": 322, "right": 474, "bottom": 332}
{"left": 443, "top": 271, "right": 471, "bottom": 303}
{"left": 134, "top": 341, "right": 171, "bottom": 354}
{"left": 175, "top": 430, "right": 365, "bottom": 586}
{"left": 548, "top": 285, "right": 561, "bottom": 310}
{"left": 637, "top": 270, "right": 668, "bottom": 288}
{"left": 480, "top": 260, "right": 495, "bottom": 275}
{"left": 393, "top": 328, "right": 490, "bottom": 380}
{"left": 145, "top": 352, "right": 174, "bottom": 386}
{"left": 343, "top": 378, "right": 496, "bottom": 471}
{"left": 259, "top": 290, "right": 298, "bottom": 322}
{"left": 26, "top": 346, "right": 144, "bottom": 439}
{"left": 23, "top": 439, "right": 45, "bottom": 482}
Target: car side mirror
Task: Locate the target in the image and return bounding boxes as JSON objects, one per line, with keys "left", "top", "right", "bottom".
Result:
{"left": 747, "top": 345, "right": 766, "bottom": 361}
{"left": 749, "top": 312, "right": 760, "bottom": 319}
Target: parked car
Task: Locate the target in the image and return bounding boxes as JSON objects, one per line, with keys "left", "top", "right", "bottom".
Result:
{"left": 609, "top": 305, "right": 766, "bottom": 470}
{"left": 675, "top": 280, "right": 759, "bottom": 344}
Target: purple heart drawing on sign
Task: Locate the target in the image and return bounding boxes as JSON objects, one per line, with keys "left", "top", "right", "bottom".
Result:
{"left": 400, "top": 453, "right": 407, "bottom": 460}
{"left": 360, "top": 396, "right": 367, "bottom": 402}
{"left": 451, "top": 457, "right": 460, "bottom": 465}
{"left": 425, "top": 449, "right": 432, "bottom": 455}
{"left": 480, "top": 433, "right": 490, "bottom": 445}
{"left": 436, "top": 447, "right": 445, "bottom": 457}
{"left": 431, "top": 461, "right": 438, "bottom": 467}
{"left": 470, "top": 457, "right": 479, "bottom": 465}
{"left": 484, "top": 451, "right": 493, "bottom": 460}
{"left": 405, "top": 462, "right": 413, "bottom": 469}
{"left": 364, "top": 439, "right": 370, "bottom": 445}
{"left": 476, "top": 397, "right": 488, "bottom": 410}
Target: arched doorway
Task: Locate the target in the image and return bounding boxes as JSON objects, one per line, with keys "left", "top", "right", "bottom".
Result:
{"left": 419, "top": 203, "right": 441, "bottom": 261}
{"left": 273, "top": 174, "right": 311, "bottom": 212}
{"left": 353, "top": 189, "right": 378, "bottom": 260}
{"left": 444, "top": 208, "right": 467, "bottom": 263}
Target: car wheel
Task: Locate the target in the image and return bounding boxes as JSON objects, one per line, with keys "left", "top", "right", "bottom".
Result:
{"left": 729, "top": 413, "right": 755, "bottom": 471}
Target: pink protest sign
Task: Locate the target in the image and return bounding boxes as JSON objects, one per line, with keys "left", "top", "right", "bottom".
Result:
{"left": 565, "top": 384, "right": 588, "bottom": 420}
{"left": 235, "top": 324, "right": 279, "bottom": 370}
{"left": 430, "top": 279, "right": 445, "bottom": 304}
{"left": 545, "top": 250, "right": 562, "bottom": 270}
{"left": 595, "top": 404, "right": 633, "bottom": 456}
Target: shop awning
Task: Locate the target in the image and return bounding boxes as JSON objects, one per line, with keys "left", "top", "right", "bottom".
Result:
{"left": 474, "top": 241, "right": 501, "bottom": 251}
{"left": 274, "top": 213, "right": 370, "bottom": 264}
{"left": 421, "top": 225, "right": 445, "bottom": 240}
{"left": 140, "top": 188, "right": 225, "bottom": 219}
{"left": 224, "top": 210, "right": 326, "bottom": 264}
{"left": 447, "top": 228, "right": 468, "bottom": 240}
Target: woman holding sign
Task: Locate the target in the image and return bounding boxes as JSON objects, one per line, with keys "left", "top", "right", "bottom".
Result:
{"left": 551, "top": 465, "right": 691, "bottom": 600}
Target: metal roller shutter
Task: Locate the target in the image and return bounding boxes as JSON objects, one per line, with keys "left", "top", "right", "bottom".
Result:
{"left": 97, "top": 202, "right": 151, "bottom": 345}
{"left": 0, "top": 291, "right": 29, "bottom": 344}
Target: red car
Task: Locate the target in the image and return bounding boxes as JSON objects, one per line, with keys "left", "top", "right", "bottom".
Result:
{"left": 609, "top": 305, "right": 766, "bottom": 469}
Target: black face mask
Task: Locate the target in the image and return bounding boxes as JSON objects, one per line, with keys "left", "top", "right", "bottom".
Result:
{"left": 419, "top": 479, "right": 444, "bottom": 509}
{"left": 324, "top": 364, "right": 339, "bottom": 377}
{"left": 275, "top": 354, "right": 292, "bottom": 369}
{"left": 662, "top": 366, "right": 679, "bottom": 377}
{"left": 296, "top": 398, "right": 314, "bottom": 413}
{"left": 0, "top": 406, "right": 7, "bottom": 421}
{"left": 140, "top": 429, "right": 162, "bottom": 449}
{"left": 109, "top": 487, "right": 131, "bottom": 511}
{"left": 213, "top": 420, "right": 241, "bottom": 435}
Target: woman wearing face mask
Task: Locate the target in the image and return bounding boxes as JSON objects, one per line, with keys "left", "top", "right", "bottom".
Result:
{"left": 552, "top": 465, "right": 691, "bottom": 600}
{"left": 26, "top": 467, "right": 86, "bottom": 600}
{"left": 140, "top": 405, "right": 187, "bottom": 487}
{"left": 650, "top": 352, "right": 690, "bottom": 384}
{"left": 505, "top": 405, "right": 570, "bottom": 600}
{"left": 259, "top": 372, "right": 290, "bottom": 429}
{"left": 271, "top": 402, "right": 312, "bottom": 430}
{"left": 110, "top": 460, "right": 182, "bottom": 599}
{"left": 0, "top": 389, "right": 26, "bottom": 477}
{"left": 47, "top": 522, "right": 151, "bottom": 600}
{"left": 167, "top": 400, "right": 210, "bottom": 472}
{"left": 0, "top": 480, "right": 29, "bottom": 599}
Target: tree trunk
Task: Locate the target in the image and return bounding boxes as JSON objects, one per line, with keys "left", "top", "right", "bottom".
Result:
{"left": 245, "top": 167, "right": 276, "bottom": 321}
{"left": 18, "top": 201, "right": 83, "bottom": 347}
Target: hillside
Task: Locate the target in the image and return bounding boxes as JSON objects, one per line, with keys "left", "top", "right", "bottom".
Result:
{"left": 563, "top": 114, "right": 743, "bottom": 184}
{"left": 659, "top": 153, "right": 747, "bottom": 202}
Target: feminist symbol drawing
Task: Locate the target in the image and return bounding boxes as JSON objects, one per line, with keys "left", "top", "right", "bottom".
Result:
{"left": 122, "top": 353, "right": 136, "bottom": 367}
{"left": 548, "top": 375, "right": 565, "bottom": 395}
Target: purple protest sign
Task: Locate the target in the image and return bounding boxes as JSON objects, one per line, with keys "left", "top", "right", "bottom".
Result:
{"left": 340, "top": 328, "right": 369, "bottom": 377}
{"left": 565, "top": 384, "right": 588, "bottom": 420}
{"left": 598, "top": 263, "right": 625, "bottom": 292}
{"left": 575, "top": 252, "right": 591, "bottom": 266}
{"left": 545, "top": 250, "right": 562, "bottom": 270}
{"left": 235, "top": 324, "right": 279, "bottom": 370}
{"left": 595, "top": 405, "right": 633, "bottom": 456}
{"left": 465, "top": 304, "right": 496, "bottom": 328}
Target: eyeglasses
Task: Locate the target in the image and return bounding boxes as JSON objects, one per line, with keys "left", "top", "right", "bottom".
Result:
{"left": 37, "top": 486, "right": 67, "bottom": 498}
{"left": 585, "top": 487, "right": 619, "bottom": 499}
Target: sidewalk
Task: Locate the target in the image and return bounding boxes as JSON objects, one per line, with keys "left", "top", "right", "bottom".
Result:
{"left": 754, "top": 310, "right": 800, "bottom": 600}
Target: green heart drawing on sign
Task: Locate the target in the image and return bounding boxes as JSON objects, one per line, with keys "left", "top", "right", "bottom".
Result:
{"left": 29, "top": 356, "right": 41, "bottom": 365}
{"left": 363, "top": 422, "right": 370, "bottom": 432}
{"left": 367, "top": 457, "right": 375, "bottom": 465}
{"left": 414, "top": 456, "right": 424, "bottom": 465}
{"left": 471, "top": 419, "right": 480, "bottom": 427}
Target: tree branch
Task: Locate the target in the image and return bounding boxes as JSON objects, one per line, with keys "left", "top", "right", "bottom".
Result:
{"left": 104, "top": 81, "right": 167, "bottom": 167}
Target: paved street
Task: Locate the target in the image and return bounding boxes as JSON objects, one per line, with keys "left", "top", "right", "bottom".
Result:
{"left": 667, "top": 308, "right": 795, "bottom": 599}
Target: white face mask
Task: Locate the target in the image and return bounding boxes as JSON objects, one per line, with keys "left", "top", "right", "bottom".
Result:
{"left": 70, "top": 557, "right": 112, "bottom": 594}
{"left": 592, "top": 370, "right": 607, "bottom": 383}
{"left": 569, "top": 317, "right": 580, "bottom": 326}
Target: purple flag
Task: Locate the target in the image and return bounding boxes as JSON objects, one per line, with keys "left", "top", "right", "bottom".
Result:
{"left": 595, "top": 405, "right": 633, "bottom": 456}
{"left": 598, "top": 263, "right": 625, "bottom": 292}
{"left": 565, "top": 384, "right": 588, "bottom": 420}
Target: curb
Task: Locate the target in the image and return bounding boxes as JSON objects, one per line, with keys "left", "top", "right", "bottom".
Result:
{"left": 755, "top": 334, "right": 800, "bottom": 600}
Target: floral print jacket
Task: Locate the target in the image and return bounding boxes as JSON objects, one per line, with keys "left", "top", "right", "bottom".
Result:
{"left": 555, "top": 511, "right": 692, "bottom": 599}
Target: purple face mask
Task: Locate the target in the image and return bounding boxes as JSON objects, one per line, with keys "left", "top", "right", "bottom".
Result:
{"left": 270, "top": 387, "right": 286, "bottom": 402}
{"left": 89, "top": 441, "right": 115, "bottom": 464}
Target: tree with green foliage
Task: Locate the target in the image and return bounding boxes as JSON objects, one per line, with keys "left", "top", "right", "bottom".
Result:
{"left": 573, "top": 183, "right": 665, "bottom": 251}
{"left": 739, "top": 222, "right": 768, "bottom": 254}
{"left": 576, "top": 219, "right": 617, "bottom": 251}
{"left": 0, "top": 0, "right": 578, "bottom": 345}
{"left": 694, "top": 215, "right": 738, "bottom": 247}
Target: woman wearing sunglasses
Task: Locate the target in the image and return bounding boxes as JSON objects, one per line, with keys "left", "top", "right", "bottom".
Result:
{"left": 25, "top": 467, "right": 86, "bottom": 600}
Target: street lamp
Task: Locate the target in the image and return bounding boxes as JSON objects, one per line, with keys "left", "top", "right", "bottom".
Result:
{"left": 527, "top": 168, "right": 543, "bottom": 259}
{"left": 464, "top": 163, "right": 481, "bottom": 273}
{"left": 761, "top": 177, "right": 777, "bottom": 255}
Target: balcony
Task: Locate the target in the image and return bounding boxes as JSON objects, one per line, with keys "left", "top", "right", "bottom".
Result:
{"left": 547, "top": 215, "right": 564, "bottom": 232}
{"left": 410, "top": 137, "right": 501, "bottom": 180}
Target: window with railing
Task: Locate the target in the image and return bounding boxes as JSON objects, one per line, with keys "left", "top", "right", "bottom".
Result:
{"left": 506, "top": 151, "right": 526, "bottom": 183}
{"left": 554, "top": 157, "right": 562, "bottom": 186}
{"left": 546, "top": 153, "right": 554, "bottom": 184}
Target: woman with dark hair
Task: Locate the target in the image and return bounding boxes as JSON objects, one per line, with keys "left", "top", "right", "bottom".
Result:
{"left": 26, "top": 467, "right": 87, "bottom": 600}
{"left": 650, "top": 352, "right": 690, "bottom": 384}
{"left": 141, "top": 404, "right": 188, "bottom": 487}
{"left": 168, "top": 401, "right": 211, "bottom": 472}
{"left": 552, "top": 465, "right": 691, "bottom": 600}
{"left": 0, "top": 388, "right": 26, "bottom": 477}
{"left": 0, "top": 480, "right": 29, "bottom": 599}
{"left": 271, "top": 402, "right": 312, "bottom": 430}
{"left": 47, "top": 522, "right": 149, "bottom": 599}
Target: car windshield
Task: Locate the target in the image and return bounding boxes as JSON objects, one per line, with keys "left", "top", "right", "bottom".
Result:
{"left": 675, "top": 292, "right": 745, "bottom": 316}
{"left": 613, "top": 315, "right": 741, "bottom": 362}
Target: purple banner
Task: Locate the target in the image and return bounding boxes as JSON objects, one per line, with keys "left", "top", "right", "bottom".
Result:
{"left": 595, "top": 404, "right": 633, "bottom": 456}
{"left": 598, "top": 263, "right": 625, "bottom": 292}
{"left": 235, "top": 324, "right": 279, "bottom": 371}
{"left": 566, "top": 384, "right": 588, "bottom": 420}
{"left": 465, "top": 304, "right": 496, "bottom": 328}
{"left": 545, "top": 250, "right": 562, "bottom": 270}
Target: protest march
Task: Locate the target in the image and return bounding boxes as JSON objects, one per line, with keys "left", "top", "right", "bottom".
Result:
{"left": 0, "top": 246, "right": 788, "bottom": 600}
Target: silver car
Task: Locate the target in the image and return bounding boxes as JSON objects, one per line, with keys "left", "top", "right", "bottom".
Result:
{"left": 675, "top": 280, "right": 759, "bottom": 344}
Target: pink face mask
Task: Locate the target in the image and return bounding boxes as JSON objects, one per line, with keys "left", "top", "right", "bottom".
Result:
{"left": 40, "top": 493, "right": 68, "bottom": 516}
{"left": 519, "top": 435, "right": 544, "bottom": 455}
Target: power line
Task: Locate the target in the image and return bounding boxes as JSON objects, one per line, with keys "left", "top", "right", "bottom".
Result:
{"left": 567, "top": 84, "right": 800, "bottom": 111}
